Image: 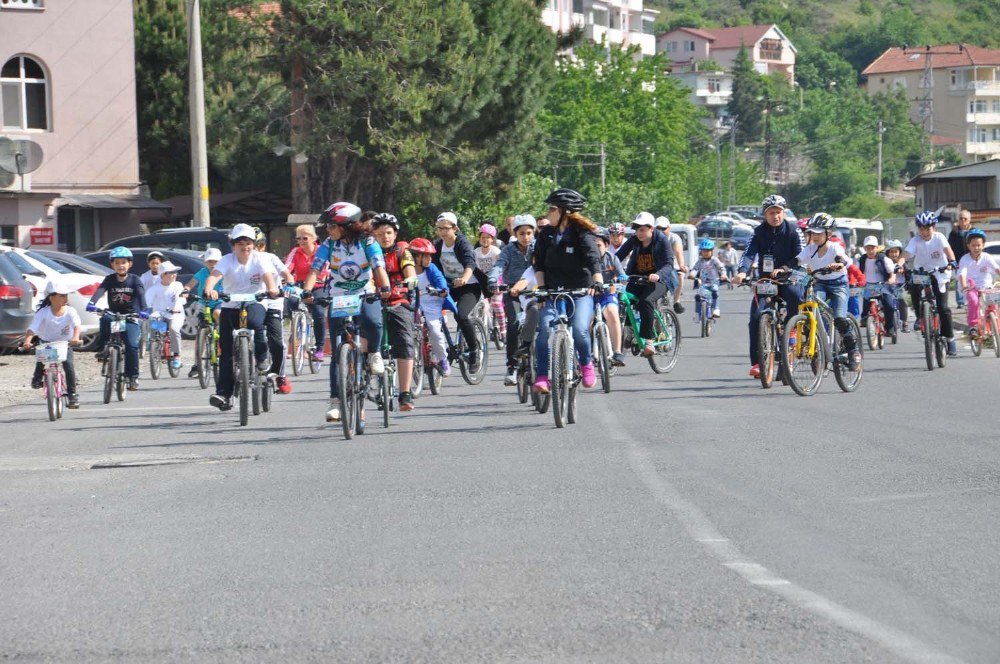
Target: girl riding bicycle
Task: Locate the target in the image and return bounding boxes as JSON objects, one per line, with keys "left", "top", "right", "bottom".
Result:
{"left": 491, "top": 215, "right": 536, "bottom": 386}
{"left": 885, "top": 240, "right": 909, "bottom": 332}
{"left": 594, "top": 228, "right": 627, "bottom": 366}
{"left": 284, "top": 224, "right": 330, "bottom": 361}
{"left": 145, "top": 261, "right": 187, "bottom": 372}
{"left": 432, "top": 212, "right": 484, "bottom": 374}
{"left": 475, "top": 223, "right": 506, "bottom": 353}
{"left": 531, "top": 188, "right": 605, "bottom": 393}
{"left": 22, "top": 280, "right": 82, "bottom": 409}
{"left": 410, "top": 237, "right": 458, "bottom": 377}
{"left": 958, "top": 228, "right": 1000, "bottom": 335}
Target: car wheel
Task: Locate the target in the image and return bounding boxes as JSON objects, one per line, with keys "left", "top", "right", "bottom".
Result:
{"left": 78, "top": 332, "right": 101, "bottom": 352}
{"left": 181, "top": 300, "right": 201, "bottom": 339}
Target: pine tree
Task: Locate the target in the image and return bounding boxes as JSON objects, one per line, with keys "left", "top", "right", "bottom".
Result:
{"left": 726, "top": 43, "right": 764, "bottom": 145}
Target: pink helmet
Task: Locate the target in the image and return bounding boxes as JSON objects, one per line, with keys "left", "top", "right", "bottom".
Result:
{"left": 479, "top": 223, "right": 497, "bottom": 238}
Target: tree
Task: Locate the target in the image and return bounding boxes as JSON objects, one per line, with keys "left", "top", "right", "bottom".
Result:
{"left": 727, "top": 43, "right": 764, "bottom": 145}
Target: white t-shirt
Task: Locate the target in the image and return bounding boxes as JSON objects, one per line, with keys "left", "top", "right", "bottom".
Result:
{"left": 959, "top": 252, "right": 999, "bottom": 289}
{"left": 474, "top": 245, "right": 501, "bottom": 274}
{"left": 439, "top": 242, "right": 478, "bottom": 284}
{"left": 861, "top": 253, "right": 896, "bottom": 284}
{"left": 145, "top": 280, "right": 186, "bottom": 319}
{"left": 140, "top": 269, "right": 159, "bottom": 293}
{"left": 30, "top": 305, "right": 81, "bottom": 342}
{"left": 905, "top": 232, "right": 950, "bottom": 271}
{"left": 416, "top": 271, "right": 444, "bottom": 318}
{"left": 257, "top": 251, "right": 287, "bottom": 311}
{"left": 214, "top": 252, "right": 276, "bottom": 309}
{"left": 691, "top": 256, "right": 726, "bottom": 285}
{"left": 795, "top": 242, "right": 850, "bottom": 281}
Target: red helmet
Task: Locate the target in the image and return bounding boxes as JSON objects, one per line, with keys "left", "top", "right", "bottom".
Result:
{"left": 319, "top": 202, "right": 362, "bottom": 226}
{"left": 408, "top": 237, "right": 436, "bottom": 255}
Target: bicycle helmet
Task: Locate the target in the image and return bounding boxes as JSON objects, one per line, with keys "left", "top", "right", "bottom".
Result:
{"left": 655, "top": 215, "right": 671, "bottom": 229}
{"left": 319, "top": 202, "right": 363, "bottom": 226}
{"left": 109, "top": 246, "right": 133, "bottom": 260}
{"left": 372, "top": 212, "right": 399, "bottom": 230}
{"left": 545, "top": 188, "right": 586, "bottom": 212}
{"left": 761, "top": 194, "right": 786, "bottom": 210}
{"left": 595, "top": 227, "right": 611, "bottom": 241}
{"left": 914, "top": 210, "right": 938, "bottom": 227}
{"left": 966, "top": 228, "right": 987, "bottom": 243}
{"left": 252, "top": 227, "right": 266, "bottom": 244}
{"left": 511, "top": 214, "right": 536, "bottom": 231}
{"left": 146, "top": 250, "right": 165, "bottom": 261}
{"left": 885, "top": 239, "right": 903, "bottom": 251}
{"left": 698, "top": 238, "right": 715, "bottom": 251}
{"left": 479, "top": 223, "right": 497, "bottom": 237}
{"left": 408, "top": 237, "right": 436, "bottom": 255}
{"left": 806, "top": 212, "right": 836, "bottom": 233}
{"left": 229, "top": 223, "right": 256, "bottom": 242}
{"left": 608, "top": 222, "right": 626, "bottom": 234}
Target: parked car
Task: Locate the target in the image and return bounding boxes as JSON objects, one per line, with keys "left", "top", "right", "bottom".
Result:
{"left": 100, "top": 227, "right": 231, "bottom": 254}
{"left": 0, "top": 246, "right": 107, "bottom": 350}
{"left": 34, "top": 250, "right": 112, "bottom": 278}
{"left": 984, "top": 241, "right": 1000, "bottom": 258}
{"left": 727, "top": 205, "right": 763, "bottom": 222}
{"left": 696, "top": 216, "right": 753, "bottom": 241}
{"left": 708, "top": 210, "right": 747, "bottom": 223}
{"left": 731, "top": 225, "right": 754, "bottom": 250}
{"left": 0, "top": 252, "right": 35, "bottom": 351}
{"left": 85, "top": 247, "right": 205, "bottom": 338}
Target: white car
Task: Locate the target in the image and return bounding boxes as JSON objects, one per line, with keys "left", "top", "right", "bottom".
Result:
{"left": 984, "top": 241, "right": 1000, "bottom": 258}
{"left": 0, "top": 246, "right": 108, "bottom": 349}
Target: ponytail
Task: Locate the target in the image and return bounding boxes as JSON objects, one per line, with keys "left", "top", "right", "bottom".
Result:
{"left": 566, "top": 211, "right": 597, "bottom": 233}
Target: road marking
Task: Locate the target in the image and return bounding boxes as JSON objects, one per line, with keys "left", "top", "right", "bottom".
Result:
{"left": 848, "top": 488, "right": 990, "bottom": 504}
{"left": 597, "top": 408, "right": 967, "bottom": 664}
{"left": 0, "top": 454, "right": 255, "bottom": 472}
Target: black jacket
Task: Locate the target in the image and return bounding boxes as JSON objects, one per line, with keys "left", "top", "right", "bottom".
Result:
{"left": 532, "top": 224, "right": 603, "bottom": 289}
{"left": 948, "top": 228, "right": 969, "bottom": 262}
{"left": 615, "top": 229, "right": 674, "bottom": 282}
{"left": 738, "top": 220, "right": 803, "bottom": 276}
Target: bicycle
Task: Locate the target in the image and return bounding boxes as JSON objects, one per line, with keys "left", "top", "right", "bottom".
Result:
{"left": 147, "top": 313, "right": 182, "bottom": 380}
{"left": 745, "top": 275, "right": 790, "bottom": 389}
{"left": 287, "top": 287, "right": 323, "bottom": 376}
{"left": 439, "top": 298, "right": 488, "bottom": 385}
{"left": 192, "top": 297, "right": 220, "bottom": 389}
{"left": 534, "top": 287, "right": 591, "bottom": 428}
{"left": 967, "top": 287, "right": 1000, "bottom": 358}
{"left": 862, "top": 283, "right": 894, "bottom": 350}
{"left": 783, "top": 268, "right": 863, "bottom": 396}
{"left": 618, "top": 276, "right": 681, "bottom": 374}
{"left": 32, "top": 340, "right": 70, "bottom": 421}
{"left": 692, "top": 278, "right": 717, "bottom": 338}
{"left": 96, "top": 310, "right": 141, "bottom": 404}
{"left": 909, "top": 267, "right": 950, "bottom": 371}
{"left": 218, "top": 292, "right": 271, "bottom": 427}
{"left": 370, "top": 297, "right": 417, "bottom": 429}
{"left": 472, "top": 294, "right": 505, "bottom": 353}
{"left": 590, "top": 286, "right": 613, "bottom": 393}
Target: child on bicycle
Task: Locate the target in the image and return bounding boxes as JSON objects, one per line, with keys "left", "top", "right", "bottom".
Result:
{"left": 885, "top": 240, "right": 909, "bottom": 332}
{"left": 475, "top": 223, "right": 506, "bottom": 353}
{"left": 410, "top": 237, "right": 458, "bottom": 377}
{"left": 140, "top": 250, "right": 165, "bottom": 292}
{"left": 858, "top": 236, "right": 898, "bottom": 335}
{"left": 372, "top": 213, "right": 418, "bottom": 411}
{"left": 688, "top": 238, "right": 728, "bottom": 319}
{"left": 145, "top": 261, "right": 187, "bottom": 372}
{"left": 87, "top": 246, "right": 147, "bottom": 391}
{"left": 958, "top": 228, "right": 1000, "bottom": 335}
{"left": 595, "top": 228, "right": 627, "bottom": 366}
{"left": 184, "top": 248, "right": 223, "bottom": 378}
{"left": 490, "top": 214, "right": 536, "bottom": 386}
{"left": 903, "top": 210, "right": 958, "bottom": 356}
{"left": 21, "top": 280, "right": 81, "bottom": 409}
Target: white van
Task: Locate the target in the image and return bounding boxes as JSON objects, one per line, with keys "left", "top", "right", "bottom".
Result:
{"left": 833, "top": 218, "right": 885, "bottom": 256}
{"left": 671, "top": 223, "right": 699, "bottom": 268}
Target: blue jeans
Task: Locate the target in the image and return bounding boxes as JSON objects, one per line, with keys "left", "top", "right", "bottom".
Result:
{"left": 748, "top": 283, "right": 802, "bottom": 365}
{"left": 328, "top": 298, "right": 383, "bottom": 398}
{"left": 814, "top": 277, "right": 858, "bottom": 350}
{"left": 534, "top": 294, "right": 595, "bottom": 377}
{"left": 98, "top": 314, "right": 141, "bottom": 378}
{"left": 695, "top": 284, "right": 719, "bottom": 312}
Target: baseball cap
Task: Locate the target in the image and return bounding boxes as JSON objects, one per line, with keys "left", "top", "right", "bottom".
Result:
{"left": 436, "top": 212, "right": 458, "bottom": 226}
{"left": 202, "top": 248, "right": 222, "bottom": 261}
{"left": 862, "top": 235, "right": 879, "bottom": 247}
{"left": 159, "top": 261, "right": 182, "bottom": 273}
{"left": 45, "top": 279, "right": 74, "bottom": 296}
{"left": 632, "top": 212, "right": 655, "bottom": 227}
{"left": 230, "top": 223, "right": 256, "bottom": 241}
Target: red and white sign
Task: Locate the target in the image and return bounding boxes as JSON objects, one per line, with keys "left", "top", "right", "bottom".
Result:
{"left": 29, "top": 227, "right": 54, "bottom": 245}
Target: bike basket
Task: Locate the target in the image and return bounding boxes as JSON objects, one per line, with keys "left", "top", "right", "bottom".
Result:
{"left": 150, "top": 319, "right": 168, "bottom": 333}
{"left": 863, "top": 284, "right": 884, "bottom": 297}
{"left": 109, "top": 319, "right": 126, "bottom": 334}
{"left": 910, "top": 273, "right": 931, "bottom": 286}
{"left": 328, "top": 294, "right": 363, "bottom": 318}
{"left": 850, "top": 287, "right": 864, "bottom": 297}
{"left": 755, "top": 281, "right": 778, "bottom": 296}
{"left": 984, "top": 289, "right": 1000, "bottom": 305}
{"left": 787, "top": 270, "right": 812, "bottom": 286}
{"left": 35, "top": 341, "right": 69, "bottom": 362}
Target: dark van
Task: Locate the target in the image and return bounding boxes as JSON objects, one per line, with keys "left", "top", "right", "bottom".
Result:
{"left": 100, "top": 227, "right": 231, "bottom": 254}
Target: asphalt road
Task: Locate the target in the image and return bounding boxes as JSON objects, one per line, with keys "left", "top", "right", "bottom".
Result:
{"left": 2, "top": 289, "right": 998, "bottom": 663}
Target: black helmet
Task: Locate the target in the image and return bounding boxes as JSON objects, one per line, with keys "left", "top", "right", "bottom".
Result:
{"left": 372, "top": 212, "right": 399, "bottom": 230}
{"left": 545, "top": 188, "right": 587, "bottom": 213}
{"left": 806, "top": 212, "right": 836, "bottom": 233}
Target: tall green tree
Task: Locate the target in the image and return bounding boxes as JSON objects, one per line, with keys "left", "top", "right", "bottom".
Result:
{"left": 727, "top": 44, "right": 764, "bottom": 145}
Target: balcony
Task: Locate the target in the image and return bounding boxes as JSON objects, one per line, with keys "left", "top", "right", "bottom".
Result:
{"left": 966, "top": 112, "right": 1000, "bottom": 125}
{"left": 968, "top": 81, "right": 1000, "bottom": 96}
{"left": 586, "top": 23, "right": 624, "bottom": 47}
{"left": 967, "top": 140, "right": 1000, "bottom": 155}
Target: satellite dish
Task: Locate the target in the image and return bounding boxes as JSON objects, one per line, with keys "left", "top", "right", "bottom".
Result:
{"left": 0, "top": 138, "right": 43, "bottom": 192}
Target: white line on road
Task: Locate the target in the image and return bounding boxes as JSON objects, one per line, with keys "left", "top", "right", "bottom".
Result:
{"left": 848, "top": 488, "right": 991, "bottom": 504}
{"left": 597, "top": 408, "right": 967, "bottom": 664}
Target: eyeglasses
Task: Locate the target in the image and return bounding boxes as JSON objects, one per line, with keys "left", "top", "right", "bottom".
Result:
{"left": 435, "top": 225, "right": 454, "bottom": 231}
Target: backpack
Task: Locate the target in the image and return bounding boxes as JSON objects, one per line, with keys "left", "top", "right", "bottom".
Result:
{"left": 858, "top": 252, "right": 890, "bottom": 281}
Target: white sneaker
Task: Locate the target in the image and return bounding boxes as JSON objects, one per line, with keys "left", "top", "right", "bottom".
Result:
{"left": 368, "top": 352, "right": 385, "bottom": 376}
{"left": 712, "top": 308, "right": 721, "bottom": 318}
{"left": 504, "top": 368, "right": 517, "bottom": 386}
{"left": 325, "top": 399, "right": 341, "bottom": 422}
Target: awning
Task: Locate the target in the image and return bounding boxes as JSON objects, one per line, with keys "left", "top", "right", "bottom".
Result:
{"left": 55, "top": 194, "right": 172, "bottom": 213}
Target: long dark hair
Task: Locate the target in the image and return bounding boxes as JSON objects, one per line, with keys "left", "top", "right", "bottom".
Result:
{"left": 336, "top": 210, "right": 376, "bottom": 245}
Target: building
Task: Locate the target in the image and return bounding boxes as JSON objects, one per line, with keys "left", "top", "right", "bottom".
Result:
{"left": 541, "top": 0, "right": 660, "bottom": 58}
{"left": 862, "top": 45, "right": 1000, "bottom": 164}
{"left": 0, "top": 1, "right": 164, "bottom": 253}
{"left": 669, "top": 68, "right": 733, "bottom": 129}
{"left": 657, "top": 25, "right": 796, "bottom": 82}
{"left": 907, "top": 159, "right": 1000, "bottom": 220}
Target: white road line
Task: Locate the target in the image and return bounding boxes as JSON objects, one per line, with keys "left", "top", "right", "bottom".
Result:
{"left": 597, "top": 408, "right": 967, "bottom": 664}
{"left": 848, "top": 488, "right": 990, "bottom": 504}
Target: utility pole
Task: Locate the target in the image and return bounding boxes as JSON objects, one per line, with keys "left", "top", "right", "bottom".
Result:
{"left": 713, "top": 144, "right": 723, "bottom": 209}
{"left": 187, "top": 0, "right": 210, "bottom": 227}
{"left": 729, "top": 116, "right": 738, "bottom": 205}
{"left": 876, "top": 119, "right": 885, "bottom": 196}
{"left": 762, "top": 92, "right": 771, "bottom": 186}
{"left": 599, "top": 143, "right": 606, "bottom": 190}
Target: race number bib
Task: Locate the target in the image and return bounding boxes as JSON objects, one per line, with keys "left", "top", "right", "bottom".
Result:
{"left": 762, "top": 254, "right": 774, "bottom": 273}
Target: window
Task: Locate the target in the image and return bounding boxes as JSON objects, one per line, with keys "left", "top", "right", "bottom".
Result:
{"left": 969, "top": 99, "right": 987, "bottom": 113}
{"left": 969, "top": 127, "right": 988, "bottom": 143}
{"left": 993, "top": 128, "right": 1000, "bottom": 142}
{"left": 684, "top": 40, "right": 695, "bottom": 52}
{"left": 950, "top": 70, "right": 959, "bottom": 87}
{"left": 0, "top": 55, "right": 49, "bottom": 131}
{"left": 666, "top": 41, "right": 677, "bottom": 53}
{"left": 993, "top": 99, "right": 1000, "bottom": 113}
{"left": 56, "top": 208, "right": 100, "bottom": 253}
{"left": 571, "top": 0, "right": 583, "bottom": 12}
{"left": 0, "top": 225, "right": 15, "bottom": 246}
{"left": 708, "top": 77, "right": 721, "bottom": 93}
{"left": 759, "top": 38, "right": 783, "bottom": 61}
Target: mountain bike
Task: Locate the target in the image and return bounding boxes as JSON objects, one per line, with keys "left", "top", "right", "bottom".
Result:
{"left": 32, "top": 340, "right": 69, "bottom": 421}
{"left": 910, "top": 267, "right": 950, "bottom": 371}
{"left": 287, "top": 287, "right": 322, "bottom": 376}
{"left": 147, "top": 314, "right": 181, "bottom": 380}
{"left": 862, "top": 283, "right": 893, "bottom": 350}
{"left": 192, "top": 297, "right": 220, "bottom": 389}
{"left": 473, "top": 292, "right": 506, "bottom": 351}
{"left": 967, "top": 287, "right": 1000, "bottom": 358}
{"left": 693, "top": 279, "right": 716, "bottom": 338}
{"left": 96, "top": 310, "right": 140, "bottom": 404}
{"left": 370, "top": 298, "right": 417, "bottom": 429}
{"left": 618, "top": 276, "right": 681, "bottom": 373}
{"left": 440, "top": 307, "right": 488, "bottom": 385}
{"left": 746, "top": 275, "right": 790, "bottom": 389}
{"left": 590, "top": 288, "right": 613, "bottom": 393}
{"left": 535, "top": 287, "right": 591, "bottom": 428}
{"left": 218, "top": 293, "right": 271, "bottom": 426}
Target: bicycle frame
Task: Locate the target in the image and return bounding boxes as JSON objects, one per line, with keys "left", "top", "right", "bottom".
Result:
{"left": 618, "top": 288, "right": 671, "bottom": 350}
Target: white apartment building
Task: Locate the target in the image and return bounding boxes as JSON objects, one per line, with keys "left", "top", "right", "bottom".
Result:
{"left": 541, "top": 0, "right": 660, "bottom": 58}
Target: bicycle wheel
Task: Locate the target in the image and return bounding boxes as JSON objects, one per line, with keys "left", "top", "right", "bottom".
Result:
{"left": 921, "top": 302, "right": 934, "bottom": 371}
{"left": 700, "top": 301, "right": 710, "bottom": 338}
{"left": 166, "top": 343, "right": 180, "bottom": 378}
{"left": 865, "top": 308, "right": 878, "bottom": 351}
{"left": 567, "top": 358, "right": 579, "bottom": 425}
{"left": 195, "top": 328, "right": 211, "bottom": 389}
{"left": 459, "top": 320, "right": 489, "bottom": 385}
{"left": 970, "top": 325, "right": 982, "bottom": 357}
{"left": 411, "top": 326, "right": 425, "bottom": 398}
{"left": 262, "top": 375, "right": 273, "bottom": 412}
{"left": 336, "top": 343, "right": 355, "bottom": 440}
{"left": 55, "top": 370, "right": 66, "bottom": 419}
{"left": 149, "top": 337, "right": 162, "bottom": 379}
{"left": 46, "top": 368, "right": 58, "bottom": 422}
{"left": 138, "top": 323, "right": 147, "bottom": 360}
{"left": 517, "top": 357, "right": 530, "bottom": 404}
{"left": 237, "top": 337, "right": 250, "bottom": 427}
{"left": 290, "top": 312, "right": 306, "bottom": 376}
{"left": 102, "top": 351, "right": 116, "bottom": 404}
{"left": 427, "top": 361, "right": 442, "bottom": 396}
{"left": 492, "top": 318, "right": 505, "bottom": 351}
{"left": 550, "top": 330, "right": 570, "bottom": 428}
{"left": 757, "top": 312, "right": 777, "bottom": 389}
{"left": 308, "top": 322, "right": 321, "bottom": 374}
{"left": 783, "top": 314, "right": 825, "bottom": 397}
{"left": 113, "top": 348, "right": 126, "bottom": 402}
{"left": 251, "top": 367, "right": 262, "bottom": 416}
{"left": 832, "top": 316, "right": 863, "bottom": 393}
{"left": 990, "top": 312, "right": 1000, "bottom": 358}
{"left": 594, "top": 322, "right": 612, "bottom": 394}
{"left": 381, "top": 369, "right": 391, "bottom": 428}
{"left": 935, "top": 331, "right": 946, "bottom": 368}
{"left": 648, "top": 305, "right": 681, "bottom": 374}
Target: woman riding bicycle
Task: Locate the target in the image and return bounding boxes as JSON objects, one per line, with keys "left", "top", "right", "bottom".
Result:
{"left": 614, "top": 211, "right": 675, "bottom": 357}
{"left": 531, "top": 188, "right": 605, "bottom": 393}
{"left": 284, "top": 223, "right": 330, "bottom": 360}
{"left": 432, "top": 212, "right": 484, "bottom": 374}
{"left": 301, "top": 203, "right": 391, "bottom": 424}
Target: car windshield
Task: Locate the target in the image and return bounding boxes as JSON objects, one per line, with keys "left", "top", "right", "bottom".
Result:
{"left": 25, "top": 250, "right": 74, "bottom": 274}
{"left": 4, "top": 251, "right": 45, "bottom": 277}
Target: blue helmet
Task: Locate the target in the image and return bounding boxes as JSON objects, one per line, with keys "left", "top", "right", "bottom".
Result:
{"left": 698, "top": 238, "right": 716, "bottom": 251}
{"left": 966, "top": 228, "right": 986, "bottom": 243}
{"left": 109, "top": 246, "right": 133, "bottom": 260}
{"left": 914, "top": 210, "right": 938, "bottom": 227}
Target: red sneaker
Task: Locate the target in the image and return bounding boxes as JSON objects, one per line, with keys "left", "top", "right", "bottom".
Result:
{"left": 749, "top": 364, "right": 761, "bottom": 378}
{"left": 276, "top": 377, "right": 292, "bottom": 394}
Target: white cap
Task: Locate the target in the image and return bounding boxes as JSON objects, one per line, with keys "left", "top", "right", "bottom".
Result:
{"left": 632, "top": 211, "right": 656, "bottom": 227}
{"left": 436, "top": 212, "right": 458, "bottom": 226}
{"left": 863, "top": 235, "right": 879, "bottom": 247}
{"left": 655, "top": 215, "right": 671, "bottom": 229}
{"left": 230, "top": 223, "right": 256, "bottom": 241}
{"left": 45, "top": 279, "right": 74, "bottom": 296}
{"left": 202, "top": 248, "right": 222, "bottom": 261}
{"left": 159, "top": 261, "right": 182, "bottom": 273}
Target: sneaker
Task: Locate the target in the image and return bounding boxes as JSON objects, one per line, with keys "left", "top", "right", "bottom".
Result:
{"left": 641, "top": 341, "right": 654, "bottom": 357}
{"left": 611, "top": 352, "right": 627, "bottom": 366}
{"left": 312, "top": 349, "right": 324, "bottom": 361}
{"left": 31, "top": 375, "right": 43, "bottom": 389}
{"left": 95, "top": 349, "right": 108, "bottom": 362}
{"left": 847, "top": 350, "right": 861, "bottom": 371}
{"left": 580, "top": 363, "right": 597, "bottom": 388}
{"left": 187, "top": 365, "right": 200, "bottom": 378}
{"left": 532, "top": 376, "right": 551, "bottom": 393}
{"left": 749, "top": 364, "right": 761, "bottom": 378}
{"left": 673, "top": 302, "right": 685, "bottom": 314}
{"left": 947, "top": 339, "right": 958, "bottom": 357}
{"left": 504, "top": 367, "right": 517, "bottom": 386}
{"left": 276, "top": 376, "right": 292, "bottom": 394}
{"left": 127, "top": 377, "right": 139, "bottom": 391}
{"left": 170, "top": 356, "right": 183, "bottom": 370}
{"left": 368, "top": 352, "right": 385, "bottom": 376}
{"left": 67, "top": 393, "right": 80, "bottom": 409}
{"left": 712, "top": 308, "right": 721, "bottom": 318}
{"left": 399, "top": 391, "right": 414, "bottom": 411}
{"left": 210, "top": 394, "right": 232, "bottom": 411}
{"left": 325, "top": 399, "right": 341, "bottom": 422}
{"left": 438, "top": 359, "right": 451, "bottom": 377}
{"left": 256, "top": 357, "right": 271, "bottom": 374}
{"left": 467, "top": 351, "right": 480, "bottom": 374}
{"left": 901, "top": 322, "right": 910, "bottom": 333}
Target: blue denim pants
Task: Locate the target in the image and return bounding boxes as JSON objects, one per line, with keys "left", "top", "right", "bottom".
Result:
{"left": 534, "top": 294, "right": 595, "bottom": 377}
{"left": 98, "top": 314, "right": 141, "bottom": 378}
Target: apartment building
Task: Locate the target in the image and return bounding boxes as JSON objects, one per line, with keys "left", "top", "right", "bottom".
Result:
{"left": 0, "top": 0, "right": 161, "bottom": 252}
{"left": 541, "top": 0, "right": 660, "bottom": 58}
{"left": 862, "top": 45, "right": 1000, "bottom": 163}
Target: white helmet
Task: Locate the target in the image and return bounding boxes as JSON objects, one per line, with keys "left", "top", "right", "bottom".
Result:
{"left": 632, "top": 211, "right": 656, "bottom": 227}
{"left": 655, "top": 215, "right": 671, "bottom": 229}
{"left": 511, "top": 214, "right": 536, "bottom": 231}
{"left": 230, "top": 223, "right": 256, "bottom": 242}
{"left": 202, "top": 248, "right": 223, "bottom": 261}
